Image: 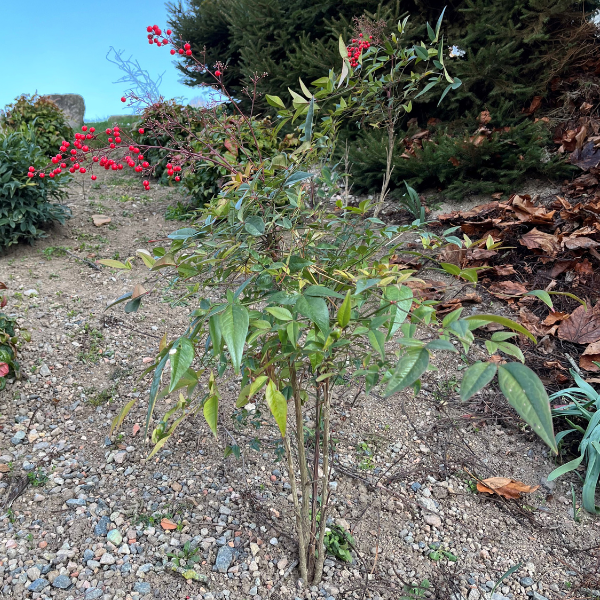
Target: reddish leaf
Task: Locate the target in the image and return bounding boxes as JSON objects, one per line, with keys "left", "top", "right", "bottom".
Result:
{"left": 563, "top": 236, "right": 600, "bottom": 250}
{"left": 543, "top": 312, "right": 568, "bottom": 326}
{"left": 558, "top": 303, "right": 600, "bottom": 344}
{"left": 493, "top": 265, "right": 516, "bottom": 277}
{"left": 0, "top": 363, "right": 8, "bottom": 378}
{"left": 489, "top": 281, "right": 528, "bottom": 299}
{"left": 479, "top": 110, "right": 492, "bottom": 125}
{"left": 0, "top": 282, "right": 7, "bottom": 290}
{"left": 523, "top": 96, "right": 542, "bottom": 115}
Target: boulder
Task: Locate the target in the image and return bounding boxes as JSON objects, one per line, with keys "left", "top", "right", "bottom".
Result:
{"left": 43, "top": 94, "right": 85, "bottom": 129}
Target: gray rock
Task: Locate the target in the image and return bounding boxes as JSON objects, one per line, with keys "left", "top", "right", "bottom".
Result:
{"left": 107, "top": 529, "right": 123, "bottom": 545}
{"left": 43, "top": 94, "right": 85, "bottom": 129}
{"left": 100, "top": 553, "right": 116, "bottom": 565}
{"left": 520, "top": 577, "right": 535, "bottom": 587}
{"left": 215, "top": 545, "right": 234, "bottom": 573}
{"left": 39, "top": 364, "right": 51, "bottom": 377}
{"left": 23, "top": 289, "right": 39, "bottom": 297}
{"left": 66, "top": 498, "right": 86, "bottom": 507}
{"left": 85, "top": 589, "right": 104, "bottom": 600}
{"left": 52, "top": 574, "right": 72, "bottom": 589}
{"left": 133, "top": 581, "right": 152, "bottom": 595}
{"left": 28, "top": 578, "right": 50, "bottom": 592}
{"left": 94, "top": 515, "right": 110, "bottom": 536}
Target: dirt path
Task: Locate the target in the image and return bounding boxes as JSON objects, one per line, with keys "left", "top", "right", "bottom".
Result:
{"left": 0, "top": 172, "right": 598, "bottom": 600}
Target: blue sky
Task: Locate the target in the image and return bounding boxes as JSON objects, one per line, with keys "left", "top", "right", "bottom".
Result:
{"left": 1, "top": 1, "right": 209, "bottom": 120}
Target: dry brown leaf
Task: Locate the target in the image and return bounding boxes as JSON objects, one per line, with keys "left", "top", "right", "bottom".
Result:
{"left": 92, "top": 214, "right": 111, "bottom": 227}
{"left": 160, "top": 518, "right": 178, "bottom": 530}
{"left": 0, "top": 282, "right": 7, "bottom": 290}
{"left": 563, "top": 236, "right": 600, "bottom": 250}
{"left": 479, "top": 110, "right": 492, "bottom": 125}
{"left": 544, "top": 360, "right": 566, "bottom": 370}
{"left": 512, "top": 195, "right": 555, "bottom": 224}
{"left": 477, "top": 477, "right": 540, "bottom": 499}
{"left": 558, "top": 303, "right": 600, "bottom": 344}
{"left": 493, "top": 265, "right": 516, "bottom": 277}
{"left": 523, "top": 96, "right": 542, "bottom": 115}
{"left": 449, "top": 156, "right": 460, "bottom": 167}
{"left": 575, "top": 259, "right": 594, "bottom": 277}
{"left": 487, "top": 355, "right": 506, "bottom": 365}
{"left": 580, "top": 342, "right": 600, "bottom": 372}
{"left": 543, "top": 312, "right": 568, "bottom": 326}
{"left": 470, "top": 248, "right": 498, "bottom": 260}
{"left": 489, "top": 281, "right": 528, "bottom": 299}
{"left": 519, "top": 228, "right": 561, "bottom": 256}
{"left": 0, "top": 464, "right": 9, "bottom": 473}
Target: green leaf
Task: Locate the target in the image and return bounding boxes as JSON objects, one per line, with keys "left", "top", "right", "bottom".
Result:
{"left": 384, "top": 348, "right": 430, "bottom": 396}
{"left": 124, "top": 298, "right": 141, "bottom": 313}
{"left": 497, "top": 363, "right": 557, "bottom": 454}
{"left": 237, "top": 375, "right": 269, "bottom": 407}
{"left": 337, "top": 290, "right": 351, "bottom": 328}
{"left": 265, "top": 94, "right": 286, "bottom": 110}
{"left": 525, "top": 290, "right": 553, "bottom": 309}
{"left": 296, "top": 295, "right": 330, "bottom": 337}
{"left": 98, "top": 259, "right": 129, "bottom": 269}
{"left": 104, "top": 291, "right": 132, "bottom": 311}
{"left": 425, "top": 339, "right": 458, "bottom": 352}
{"left": 304, "top": 285, "right": 345, "bottom": 299}
{"left": 460, "top": 362, "right": 497, "bottom": 401}
{"left": 302, "top": 97, "right": 314, "bottom": 142}
{"left": 244, "top": 216, "right": 265, "bottom": 236}
{"left": 169, "top": 338, "right": 195, "bottom": 393}
{"left": 266, "top": 379, "right": 287, "bottom": 437}
{"left": 355, "top": 278, "right": 380, "bottom": 295}
{"left": 266, "top": 307, "right": 293, "bottom": 321}
{"left": 286, "top": 321, "right": 300, "bottom": 348}
{"left": 204, "top": 394, "right": 219, "bottom": 437}
{"left": 338, "top": 35, "right": 348, "bottom": 59}
{"left": 368, "top": 329, "right": 386, "bottom": 360}
{"left": 110, "top": 397, "right": 137, "bottom": 434}
{"left": 209, "top": 314, "right": 222, "bottom": 356}
{"left": 464, "top": 315, "right": 536, "bottom": 343}
{"left": 146, "top": 353, "right": 169, "bottom": 437}
{"left": 496, "top": 341, "right": 525, "bottom": 363}
{"left": 547, "top": 455, "right": 584, "bottom": 481}
{"left": 285, "top": 171, "right": 312, "bottom": 187}
{"left": 220, "top": 304, "right": 249, "bottom": 374}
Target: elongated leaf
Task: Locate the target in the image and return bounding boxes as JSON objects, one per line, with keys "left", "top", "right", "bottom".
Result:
{"left": 304, "top": 285, "right": 345, "bottom": 299}
{"left": 385, "top": 285, "right": 413, "bottom": 337}
{"left": 105, "top": 291, "right": 132, "bottom": 311}
{"left": 99, "top": 259, "right": 129, "bottom": 269}
{"left": 285, "top": 171, "right": 313, "bottom": 187}
{"left": 124, "top": 298, "right": 141, "bottom": 313}
{"left": 498, "top": 363, "right": 557, "bottom": 453}
{"left": 465, "top": 314, "right": 536, "bottom": 343}
{"left": 296, "top": 295, "right": 330, "bottom": 337}
{"left": 110, "top": 397, "right": 137, "bottom": 434}
{"left": 425, "top": 339, "right": 458, "bottom": 352}
{"left": 146, "top": 353, "right": 169, "bottom": 437}
{"left": 460, "top": 362, "right": 497, "bottom": 401}
{"left": 169, "top": 338, "right": 195, "bottom": 392}
{"left": 266, "top": 307, "right": 293, "bottom": 321}
{"left": 147, "top": 436, "right": 171, "bottom": 460}
{"left": 244, "top": 216, "right": 265, "bottom": 236}
{"left": 525, "top": 290, "right": 553, "bottom": 309}
{"left": 337, "top": 290, "right": 351, "bottom": 328}
{"left": 167, "top": 228, "right": 199, "bottom": 240}
{"left": 582, "top": 445, "right": 600, "bottom": 513}
{"left": 368, "top": 329, "right": 386, "bottom": 360}
{"left": 266, "top": 379, "right": 287, "bottom": 436}
{"left": 237, "top": 375, "right": 269, "bottom": 408}
{"left": 220, "top": 304, "right": 249, "bottom": 374}
{"left": 209, "top": 314, "right": 222, "bottom": 356}
{"left": 547, "top": 454, "right": 584, "bottom": 481}
{"left": 137, "top": 249, "right": 156, "bottom": 268}
{"left": 384, "top": 348, "right": 430, "bottom": 396}
{"left": 204, "top": 394, "right": 219, "bottom": 437}
{"left": 286, "top": 321, "right": 300, "bottom": 348}
{"left": 303, "top": 97, "right": 314, "bottom": 142}
{"left": 151, "top": 254, "right": 177, "bottom": 270}
{"left": 265, "top": 94, "right": 286, "bottom": 110}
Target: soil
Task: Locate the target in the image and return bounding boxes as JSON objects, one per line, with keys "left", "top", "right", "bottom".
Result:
{"left": 0, "top": 171, "right": 598, "bottom": 600}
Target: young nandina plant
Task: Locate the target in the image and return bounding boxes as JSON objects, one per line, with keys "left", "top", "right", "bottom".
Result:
{"left": 59, "top": 13, "right": 556, "bottom": 586}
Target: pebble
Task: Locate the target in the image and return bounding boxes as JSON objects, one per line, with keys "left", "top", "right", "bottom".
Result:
{"left": 52, "top": 574, "right": 72, "bottom": 589}
{"left": 107, "top": 529, "right": 123, "bottom": 545}
{"left": 94, "top": 515, "right": 111, "bottom": 536}
{"left": 215, "top": 545, "right": 234, "bottom": 573}
{"left": 520, "top": 577, "right": 535, "bottom": 587}
{"left": 134, "top": 581, "right": 152, "bottom": 595}
{"left": 28, "top": 578, "right": 50, "bottom": 592}
{"left": 23, "top": 288, "right": 39, "bottom": 297}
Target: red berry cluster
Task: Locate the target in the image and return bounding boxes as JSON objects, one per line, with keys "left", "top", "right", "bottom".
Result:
{"left": 347, "top": 33, "right": 372, "bottom": 68}
{"left": 27, "top": 123, "right": 184, "bottom": 190}
{"left": 146, "top": 24, "right": 173, "bottom": 48}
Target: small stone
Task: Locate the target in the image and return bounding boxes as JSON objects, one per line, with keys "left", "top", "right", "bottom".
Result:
{"left": 269, "top": 537, "right": 278, "bottom": 546}
{"left": 33, "top": 493, "right": 45, "bottom": 502}
{"left": 52, "top": 574, "right": 72, "bottom": 589}
{"left": 26, "top": 567, "right": 41, "bottom": 581}
{"left": 114, "top": 451, "right": 126, "bottom": 464}
{"left": 215, "top": 545, "right": 234, "bottom": 573}
{"left": 520, "top": 577, "right": 535, "bottom": 587}
{"left": 107, "top": 529, "right": 123, "bottom": 545}
{"left": 424, "top": 514, "right": 442, "bottom": 528}
{"left": 28, "top": 578, "right": 50, "bottom": 592}
{"left": 100, "top": 553, "right": 116, "bottom": 565}
{"left": 133, "top": 581, "right": 152, "bottom": 595}
{"left": 410, "top": 482, "right": 421, "bottom": 491}
{"left": 172, "top": 482, "right": 182, "bottom": 492}
{"left": 277, "top": 558, "right": 288, "bottom": 571}
{"left": 23, "top": 289, "right": 39, "bottom": 297}
{"left": 85, "top": 589, "right": 104, "bottom": 600}
{"left": 39, "top": 363, "right": 51, "bottom": 377}
{"left": 94, "top": 516, "right": 111, "bottom": 536}
{"left": 66, "top": 498, "right": 86, "bottom": 507}
{"left": 250, "top": 542, "right": 260, "bottom": 556}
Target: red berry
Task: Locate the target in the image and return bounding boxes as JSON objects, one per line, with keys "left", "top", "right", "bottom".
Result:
{"left": 74, "top": 163, "right": 80, "bottom": 169}
{"left": 82, "top": 125, "right": 88, "bottom": 132}
{"left": 147, "top": 26, "right": 153, "bottom": 32}
{"left": 60, "top": 163, "right": 67, "bottom": 168}
{"left": 178, "top": 49, "right": 184, "bottom": 55}
{"left": 106, "top": 128, "right": 112, "bottom": 134}
{"left": 121, "top": 97, "right": 126, "bottom": 102}
{"left": 149, "top": 39, "right": 154, "bottom": 44}
{"left": 166, "top": 29, "right": 172, "bottom": 35}
{"left": 83, "top": 145, "right": 89, "bottom": 152}
{"left": 91, "top": 175, "right": 97, "bottom": 180}
{"left": 166, "top": 163, "right": 172, "bottom": 169}
{"left": 138, "top": 155, "right": 144, "bottom": 161}
{"left": 92, "top": 156, "right": 99, "bottom": 163}
{"left": 49, "top": 173, "right": 55, "bottom": 178}
{"left": 90, "top": 127, "right": 95, "bottom": 133}
{"left": 175, "top": 176, "right": 180, "bottom": 182}
{"left": 167, "top": 169, "right": 174, "bottom": 176}
{"left": 186, "top": 49, "right": 192, "bottom": 56}
{"left": 39, "top": 173, "right": 45, "bottom": 178}
{"left": 28, "top": 166, "right": 35, "bottom": 172}
{"left": 215, "top": 70, "right": 221, "bottom": 77}
{"left": 70, "top": 149, "right": 77, "bottom": 155}
{"left": 174, "top": 165, "right": 181, "bottom": 172}
{"left": 138, "top": 128, "right": 144, "bottom": 134}
{"left": 143, "top": 180, "right": 149, "bottom": 186}
{"left": 117, "top": 164, "right": 124, "bottom": 170}
{"left": 184, "top": 43, "right": 191, "bottom": 50}
{"left": 79, "top": 167, "right": 86, "bottom": 173}
{"left": 27, "top": 172, "right": 34, "bottom": 178}
{"left": 115, "top": 137, "right": 121, "bottom": 143}
{"left": 142, "top": 161, "right": 149, "bottom": 168}
{"left": 170, "top": 49, "right": 176, "bottom": 55}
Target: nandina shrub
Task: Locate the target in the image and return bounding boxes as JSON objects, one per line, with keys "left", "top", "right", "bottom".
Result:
{"left": 0, "top": 129, "right": 71, "bottom": 248}
{"left": 1, "top": 94, "right": 74, "bottom": 158}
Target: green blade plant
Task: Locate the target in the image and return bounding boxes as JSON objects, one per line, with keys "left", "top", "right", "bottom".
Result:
{"left": 79, "top": 13, "right": 557, "bottom": 586}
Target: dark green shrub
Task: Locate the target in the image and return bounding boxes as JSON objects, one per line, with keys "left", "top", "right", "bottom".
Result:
{"left": 1, "top": 94, "right": 74, "bottom": 157}
{"left": 0, "top": 129, "right": 71, "bottom": 248}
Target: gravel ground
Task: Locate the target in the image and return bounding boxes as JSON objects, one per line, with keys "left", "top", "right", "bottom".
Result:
{"left": 0, "top": 172, "right": 599, "bottom": 600}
